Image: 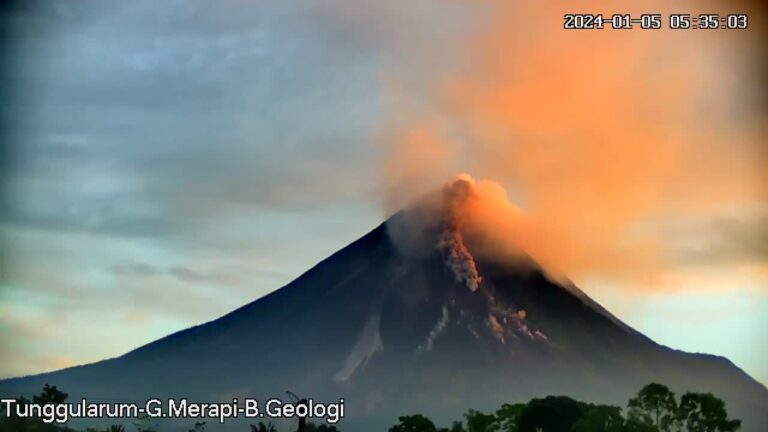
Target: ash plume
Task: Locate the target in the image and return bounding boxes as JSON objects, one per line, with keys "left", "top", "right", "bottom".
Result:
{"left": 437, "top": 175, "right": 482, "bottom": 291}
{"left": 377, "top": 0, "right": 767, "bottom": 286}
{"left": 438, "top": 226, "right": 481, "bottom": 292}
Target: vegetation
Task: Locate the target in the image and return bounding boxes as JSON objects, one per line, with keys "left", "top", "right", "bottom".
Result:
{"left": 0, "top": 383, "right": 741, "bottom": 432}
{"left": 386, "top": 383, "right": 740, "bottom": 432}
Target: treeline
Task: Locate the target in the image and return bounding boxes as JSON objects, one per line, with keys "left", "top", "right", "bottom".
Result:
{"left": 0, "top": 383, "right": 741, "bottom": 432}
{"left": 387, "top": 382, "right": 741, "bottom": 432}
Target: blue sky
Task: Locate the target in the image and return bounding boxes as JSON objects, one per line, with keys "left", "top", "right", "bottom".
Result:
{"left": 0, "top": 0, "right": 766, "bottom": 387}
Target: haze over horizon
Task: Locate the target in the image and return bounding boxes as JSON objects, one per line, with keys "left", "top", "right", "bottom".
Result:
{"left": 0, "top": 0, "right": 766, "bottom": 389}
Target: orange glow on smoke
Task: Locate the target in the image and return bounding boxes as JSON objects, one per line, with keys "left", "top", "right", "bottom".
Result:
{"left": 379, "top": 1, "right": 767, "bottom": 284}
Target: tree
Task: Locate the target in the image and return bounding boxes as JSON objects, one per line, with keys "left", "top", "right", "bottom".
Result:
{"left": 677, "top": 392, "right": 741, "bottom": 432}
{"left": 33, "top": 384, "right": 68, "bottom": 405}
{"left": 515, "top": 396, "right": 586, "bottom": 432}
{"left": 251, "top": 422, "right": 278, "bottom": 432}
{"left": 84, "top": 426, "right": 126, "bottom": 432}
{"left": 0, "top": 384, "right": 70, "bottom": 432}
{"left": 132, "top": 412, "right": 159, "bottom": 432}
{"left": 188, "top": 421, "right": 206, "bottom": 432}
{"left": 304, "top": 423, "right": 341, "bottom": 432}
{"left": 0, "top": 396, "right": 30, "bottom": 432}
{"left": 444, "top": 420, "right": 467, "bottom": 432}
{"left": 627, "top": 383, "right": 678, "bottom": 432}
{"left": 571, "top": 405, "right": 624, "bottom": 432}
{"left": 389, "top": 414, "right": 438, "bottom": 432}
{"left": 381, "top": 383, "right": 743, "bottom": 432}
{"left": 622, "top": 418, "right": 660, "bottom": 432}
{"left": 464, "top": 409, "right": 498, "bottom": 432}
{"left": 494, "top": 403, "right": 526, "bottom": 432}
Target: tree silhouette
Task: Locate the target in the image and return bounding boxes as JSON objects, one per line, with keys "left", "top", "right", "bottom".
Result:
{"left": 515, "top": 396, "right": 585, "bottom": 432}
{"left": 304, "top": 423, "right": 341, "bottom": 432}
{"left": 678, "top": 392, "right": 741, "bottom": 432}
{"left": 494, "top": 403, "right": 526, "bottom": 432}
{"left": 622, "top": 418, "right": 660, "bottom": 432}
{"left": 0, "top": 382, "right": 745, "bottom": 432}
{"left": 251, "top": 422, "right": 278, "bottom": 432}
{"left": 441, "top": 420, "right": 466, "bottom": 432}
{"left": 188, "top": 421, "right": 206, "bottom": 432}
{"left": 389, "top": 414, "right": 438, "bottom": 432}
{"left": 33, "top": 384, "right": 69, "bottom": 405}
{"left": 571, "top": 405, "right": 625, "bottom": 432}
{"left": 132, "top": 412, "right": 159, "bottom": 432}
{"left": 464, "top": 409, "right": 498, "bottom": 432}
{"left": 0, "top": 384, "right": 69, "bottom": 432}
{"left": 627, "top": 383, "right": 678, "bottom": 432}
{"left": 84, "top": 425, "right": 127, "bottom": 432}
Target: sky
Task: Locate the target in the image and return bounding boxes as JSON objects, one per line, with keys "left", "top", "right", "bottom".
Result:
{"left": 0, "top": 0, "right": 766, "bottom": 386}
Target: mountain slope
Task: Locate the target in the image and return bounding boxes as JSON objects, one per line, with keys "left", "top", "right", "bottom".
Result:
{"left": 2, "top": 193, "right": 767, "bottom": 431}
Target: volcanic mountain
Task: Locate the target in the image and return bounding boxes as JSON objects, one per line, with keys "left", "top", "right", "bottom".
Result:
{"left": 2, "top": 177, "right": 767, "bottom": 431}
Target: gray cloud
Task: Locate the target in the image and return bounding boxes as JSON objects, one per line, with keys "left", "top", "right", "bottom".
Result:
{"left": 0, "top": 0, "right": 392, "bottom": 367}
{"left": 666, "top": 212, "right": 768, "bottom": 266}
{"left": 3, "top": 0, "right": 387, "bottom": 243}
{"left": 1, "top": 0, "right": 475, "bottom": 245}
{"left": 109, "top": 262, "right": 164, "bottom": 278}
{"left": 109, "top": 261, "right": 270, "bottom": 286}
{"left": 0, "top": 0, "right": 474, "bottom": 379}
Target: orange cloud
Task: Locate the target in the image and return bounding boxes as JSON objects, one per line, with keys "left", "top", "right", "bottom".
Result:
{"left": 378, "top": 1, "right": 767, "bottom": 285}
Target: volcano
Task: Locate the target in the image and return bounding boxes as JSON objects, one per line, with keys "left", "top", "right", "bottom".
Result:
{"left": 2, "top": 178, "right": 767, "bottom": 431}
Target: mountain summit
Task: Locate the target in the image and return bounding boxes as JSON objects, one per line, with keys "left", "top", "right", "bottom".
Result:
{"left": 2, "top": 177, "right": 767, "bottom": 431}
